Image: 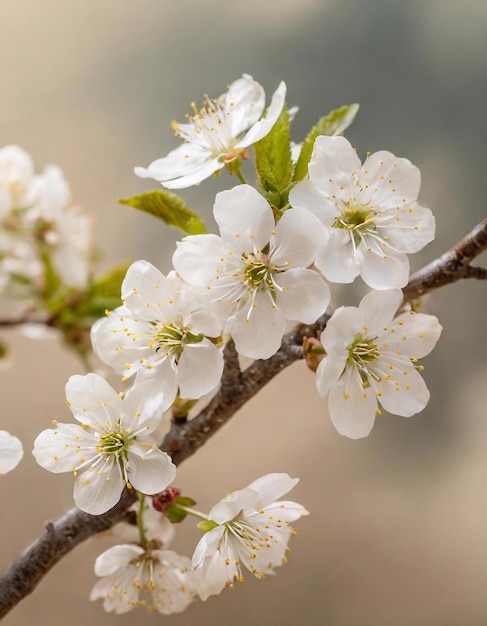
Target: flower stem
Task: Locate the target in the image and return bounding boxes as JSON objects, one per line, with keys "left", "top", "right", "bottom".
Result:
{"left": 137, "top": 492, "right": 148, "bottom": 550}
{"left": 174, "top": 504, "right": 209, "bottom": 521}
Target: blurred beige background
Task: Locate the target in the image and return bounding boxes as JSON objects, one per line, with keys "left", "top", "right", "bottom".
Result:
{"left": 1, "top": 1, "right": 487, "bottom": 625}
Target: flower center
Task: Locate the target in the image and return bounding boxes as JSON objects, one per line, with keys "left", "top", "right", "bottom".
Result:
{"left": 346, "top": 334, "right": 381, "bottom": 384}
{"left": 151, "top": 320, "right": 204, "bottom": 359}
{"left": 241, "top": 250, "right": 280, "bottom": 296}
{"left": 99, "top": 429, "right": 133, "bottom": 459}
{"left": 333, "top": 201, "right": 376, "bottom": 246}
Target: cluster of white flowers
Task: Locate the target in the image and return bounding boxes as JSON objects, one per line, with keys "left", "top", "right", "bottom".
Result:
{"left": 18, "top": 73, "right": 445, "bottom": 616}
{"left": 0, "top": 145, "right": 92, "bottom": 309}
{"left": 90, "top": 474, "right": 307, "bottom": 614}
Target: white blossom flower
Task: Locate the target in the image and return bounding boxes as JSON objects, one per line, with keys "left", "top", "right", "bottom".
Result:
{"left": 173, "top": 184, "right": 330, "bottom": 359}
{"left": 27, "top": 165, "right": 92, "bottom": 288}
{"left": 316, "top": 289, "right": 442, "bottom": 439}
{"left": 0, "top": 430, "right": 24, "bottom": 476}
{"left": 192, "top": 473, "right": 308, "bottom": 600}
{"left": 91, "top": 261, "right": 224, "bottom": 411}
{"left": 0, "top": 145, "right": 36, "bottom": 209}
{"left": 32, "top": 373, "right": 176, "bottom": 515}
{"left": 289, "top": 136, "right": 435, "bottom": 289}
{"left": 90, "top": 544, "right": 196, "bottom": 614}
{"left": 134, "top": 74, "right": 286, "bottom": 189}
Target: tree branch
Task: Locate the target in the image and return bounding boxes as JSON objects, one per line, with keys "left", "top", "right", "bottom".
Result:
{"left": 403, "top": 218, "right": 487, "bottom": 301}
{"left": 1, "top": 219, "right": 486, "bottom": 618}
{"left": 0, "top": 313, "right": 330, "bottom": 619}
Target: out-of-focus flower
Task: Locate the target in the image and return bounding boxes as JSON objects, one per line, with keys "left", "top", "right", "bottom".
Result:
{"left": 90, "top": 544, "right": 196, "bottom": 614}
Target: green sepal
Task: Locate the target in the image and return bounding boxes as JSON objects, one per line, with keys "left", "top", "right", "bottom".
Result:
{"left": 174, "top": 496, "right": 196, "bottom": 507}
{"left": 165, "top": 504, "right": 188, "bottom": 524}
{"left": 118, "top": 190, "right": 207, "bottom": 235}
{"left": 293, "top": 103, "right": 360, "bottom": 182}
{"left": 254, "top": 106, "right": 293, "bottom": 210}
{"left": 197, "top": 519, "right": 219, "bottom": 533}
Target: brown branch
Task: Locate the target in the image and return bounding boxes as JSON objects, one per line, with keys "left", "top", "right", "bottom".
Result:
{"left": 0, "top": 312, "right": 330, "bottom": 619}
{"left": 2, "top": 220, "right": 486, "bottom": 618}
{"left": 403, "top": 218, "right": 487, "bottom": 301}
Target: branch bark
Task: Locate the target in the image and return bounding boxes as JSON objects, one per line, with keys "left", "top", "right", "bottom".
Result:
{"left": 1, "top": 219, "right": 486, "bottom": 618}
{"left": 403, "top": 218, "right": 487, "bottom": 301}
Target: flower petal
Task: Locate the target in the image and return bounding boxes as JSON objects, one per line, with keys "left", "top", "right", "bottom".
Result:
{"left": 0, "top": 431, "right": 23, "bottom": 475}
{"left": 213, "top": 185, "right": 273, "bottom": 253}
{"left": 32, "top": 423, "right": 94, "bottom": 473}
{"left": 127, "top": 444, "right": 176, "bottom": 495}
{"left": 376, "top": 360, "right": 430, "bottom": 417}
{"left": 358, "top": 289, "right": 403, "bottom": 333}
{"left": 66, "top": 373, "right": 124, "bottom": 428}
{"left": 271, "top": 208, "right": 326, "bottom": 268}
{"left": 274, "top": 268, "right": 330, "bottom": 323}
{"left": 177, "top": 341, "right": 223, "bottom": 400}
{"left": 236, "top": 81, "right": 286, "bottom": 147}
{"left": 74, "top": 460, "right": 125, "bottom": 515}
{"left": 328, "top": 367, "right": 378, "bottom": 439}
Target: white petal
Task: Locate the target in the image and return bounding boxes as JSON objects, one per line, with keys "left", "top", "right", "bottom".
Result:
{"left": 74, "top": 460, "right": 125, "bottom": 515}
{"left": 225, "top": 74, "right": 266, "bottom": 136}
{"left": 359, "top": 150, "right": 421, "bottom": 206}
{"left": 173, "top": 234, "right": 230, "bottom": 287}
{"left": 136, "top": 357, "right": 179, "bottom": 412}
{"left": 65, "top": 373, "right": 123, "bottom": 429}
{"left": 316, "top": 351, "right": 347, "bottom": 398}
{"left": 320, "top": 306, "right": 364, "bottom": 352}
{"left": 289, "top": 178, "right": 338, "bottom": 223}
{"left": 228, "top": 291, "right": 285, "bottom": 359}
{"left": 328, "top": 368, "right": 378, "bottom": 439}
{"left": 274, "top": 268, "right": 330, "bottom": 323}
{"left": 121, "top": 378, "right": 164, "bottom": 431}
{"left": 314, "top": 228, "right": 359, "bottom": 284}
{"left": 358, "top": 289, "right": 403, "bottom": 333}
{"left": 213, "top": 185, "right": 273, "bottom": 253}
{"left": 121, "top": 260, "right": 174, "bottom": 312}
{"left": 90, "top": 309, "right": 151, "bottom": 373}
{"left": 32, "top": 423, "right": 94, "bottom": 473}
{"left": 94, "top": 544, "right": 144, "bottom": 576}
{"left": 271, "top": 208, "right": 327, "bottom": 268}
{"left": 376, "top": 361, "right": 430, "bottom": 417}
{"left": 245, "top": 473, "right": 299, "bottom": 507}
{"left": 307, "top": 136, "right": 362, "bottom": 197}
{"left": 385, "top": 312, "right": 442, "bottom": 358}
{"left": 356, "top": 245, "right": 409, "bottom": 290}
{"left": 379, "top": 203, "right": 435, "bottom": 253}
{"left": 192, "top": 525, "right": 225, "bottom": 570}
{"left": 177, "top": 341, "right": 223, "bottom": 399}
{"left": 151, "top": 550, "right": 196, "bottom": 614}
{"left": 161, "top": 157, "right": 224, "bottom": 189}
{"left": 0, "top": 431, "right": 23, "bottom": 475}
{"left": 127, "top": 444, "right": 176, "bottom": 495}
{"left": 236, "top": 81, "right": 286, "bottom": 147}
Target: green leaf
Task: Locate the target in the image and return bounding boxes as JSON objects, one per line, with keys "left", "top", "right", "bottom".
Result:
{"left": 254, "top": 106, "right": 293, "bottom": 208}
{"left": 293, "top": 103, "right": 360, "bottom": 182}
{"left": 118, "top": 190, "right": 207, "bottom": 235}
